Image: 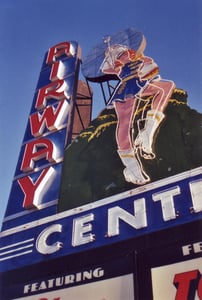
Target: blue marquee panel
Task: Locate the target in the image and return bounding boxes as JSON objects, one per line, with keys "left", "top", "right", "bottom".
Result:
{"left": 0, "top": 168, "right": 201, "bottom": 272}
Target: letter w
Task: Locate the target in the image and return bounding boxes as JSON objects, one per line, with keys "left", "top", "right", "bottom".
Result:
{"left": 30, "top": 100, "right": 69, "bottom": 137}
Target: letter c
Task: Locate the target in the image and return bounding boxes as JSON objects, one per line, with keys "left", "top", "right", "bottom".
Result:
{"left": 36, "top": 224, "right": 63, "bottom": 254}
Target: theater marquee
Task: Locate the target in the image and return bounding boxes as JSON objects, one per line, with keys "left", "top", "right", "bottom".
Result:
{"left": 0, "top": 28, "right": 201, "bottom": 300}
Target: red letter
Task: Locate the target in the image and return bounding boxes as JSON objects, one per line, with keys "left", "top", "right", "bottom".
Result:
{"left": 21, "top": 138, "right": 58, "bottom": 172}
{"left": 46, "top": 41, "right": 72, "bottom": 65}
{"left": 18, "top": 167, "right": 55, "bottom": 209}
{"left": 198, "top": 276, "right": 202, "bottom": 299}
{"left": 35, "top": 80, "right": 67, "bottom": 110}
{"left": 30, "top": 100, "right": 69, "bottom": 137}
{"left": 174, "top": 270, "right": 201, "bottom": 300}
{"left": 39, "top": 297, "right": 60, "bottom": 300}
{"left": 50, "top": 61, "right": 60, "bottom": 81}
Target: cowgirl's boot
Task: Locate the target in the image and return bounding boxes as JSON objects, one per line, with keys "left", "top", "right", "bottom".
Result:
{"left": 118, "top": 149, "right": 150, "bottom": 185}
{"left": 135, "top": 110, "right": 165, "bottom": 159}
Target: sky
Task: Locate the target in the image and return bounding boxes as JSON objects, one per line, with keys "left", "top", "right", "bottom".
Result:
{"left": 0, "top": 0, "right": 201, "bottom": 227}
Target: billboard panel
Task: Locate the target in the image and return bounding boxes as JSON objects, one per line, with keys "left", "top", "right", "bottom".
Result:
{"left": 152, "top": 258, "right": 202, "bottom": 300}
{"left": 0, "top": 252, "right": 135, "bottom": 299}
{"left": 136, "top": 228, "right": 202, "bottom": 299}
{"left": 14, "top": 275, "right": 134, "bottom": 300}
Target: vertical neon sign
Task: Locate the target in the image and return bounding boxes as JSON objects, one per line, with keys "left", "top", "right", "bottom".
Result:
{"left": 3, "top": 41, "right": 81, "bottom": 228}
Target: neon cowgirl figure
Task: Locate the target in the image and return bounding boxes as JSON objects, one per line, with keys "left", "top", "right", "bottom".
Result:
{"left": 100, "top": 42, "right": 175, "bottom": 185}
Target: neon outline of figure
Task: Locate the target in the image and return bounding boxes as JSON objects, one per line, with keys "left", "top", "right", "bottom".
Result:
{"left": 100, "top": 37, "right": 175, "bottom": 185}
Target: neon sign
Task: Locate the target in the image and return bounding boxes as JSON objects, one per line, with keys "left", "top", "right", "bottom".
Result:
{"left": 0, "top": 29, "right": 201, "bottom": 300}
{"left": 0, "top": 167, "right": 201, "bottom": 272}
{"left": 3, "top": 41, "right": 81, "bottom": 225}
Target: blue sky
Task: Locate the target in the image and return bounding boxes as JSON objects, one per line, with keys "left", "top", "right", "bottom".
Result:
{"left": 0, "top": 0, "right": 201, "bottom": 226}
